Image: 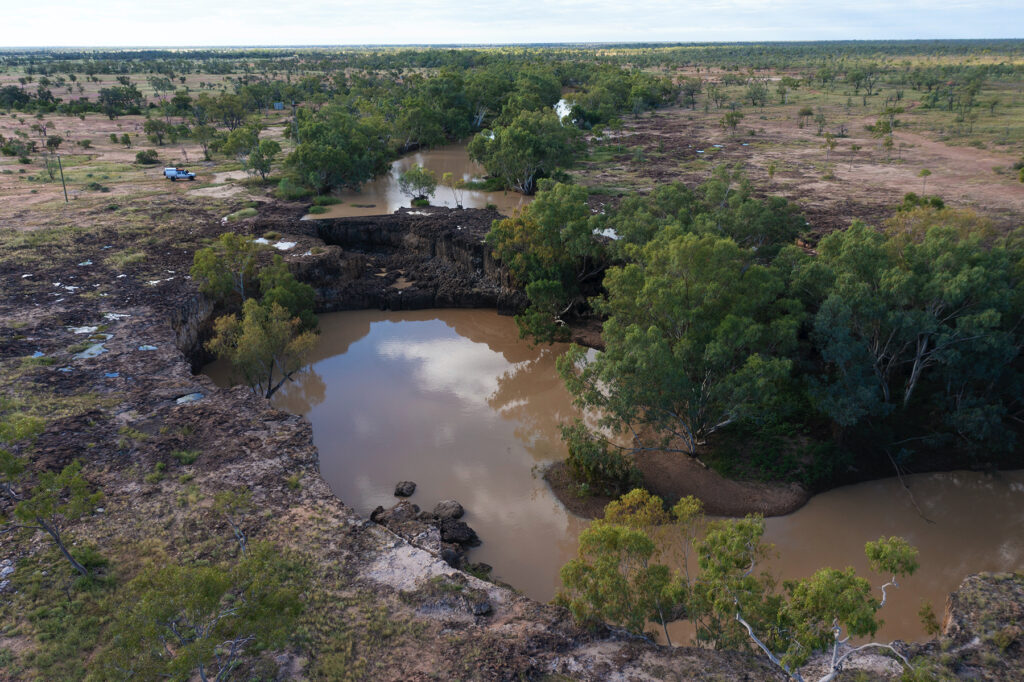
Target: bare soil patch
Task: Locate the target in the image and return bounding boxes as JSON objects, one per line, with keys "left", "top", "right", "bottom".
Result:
{"left": 576, "top": 103, "right": 1024, "bottom": 237}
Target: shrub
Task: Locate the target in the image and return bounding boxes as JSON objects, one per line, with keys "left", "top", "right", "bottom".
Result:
{"left": 312, "top": 195, "right": 342, "bottom": 206}
{"left": 171, "top": 449, "right": 200, "bottom": 465}
{"left": 224, "top": 207, "right": 258, "bottom": 222}
{"left": 135, "top": 149, "right": 159, "bottom": 165}
{"left": 561, "top": 420, "right": 640, "bottom": 497}
{"left": 308, "top": 205, "right": 327, "bottom": 214}
{"left": 897, "top": 192, "right": 944, "bottom": 211}
{"left": 275, "top": 176, "right": 312, "bottom": 200}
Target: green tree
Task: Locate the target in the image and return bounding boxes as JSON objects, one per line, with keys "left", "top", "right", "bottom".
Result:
{"left": 192, "top": 124, "right": 217, "bottom": 161}
{"left": 690, "top": 515, "right": 780, "bottom": 650}
{"left": 918, "top": 168, "right": 932, "bottom": 192}
{"left": 190, "top": 232, "right": 265, "bottom": 303}
{"left": 207, "top": 300, "right": 317, "bottom": 399}
{"left": 720, "top": 110, "right": 744, "bottom": 132}
{"left": 258, "top": 254, "right": 317, "bottom": 330}
{"left": 394, "top": 103, "right": 445, "bottom": 152}
{"left": 135, "top": 149, "right": 159, "bottom": 165}
{"left": 286, "top": 105, "right": 389, "bottom": 193}
{"left": 10, "top": 461, "right": 103, "bottom": 578}
{"left": 738, "top": 537, "right": 919, "bottom": 678}
{"left": 486, "top": 181, "right": 606, "bottom": 341}
{"left": 823, "top": 132, "right": 836, "bottom": 162}
{"left": 745, "top": 79, "right": 769, "bottom": 107}
{"left": 557, "top": 517, "right": 681, "bottom": 643}
{"left": 222, "top": 125, "right": 258, "bottom": 163}
{"left": 246, "top": 139, "right": 281, "bottom": 181}
{"left": 468, "top": 109, "right": 581, "bottom": 195}
{"left": 441, "top": 171, "right": 467, "bottom": 207}
{"left": 559, "top": 420, "right": 640, "bottom": 497}
{"left": 98, "top": 84, "right": 144, "bottom": 118}
{"left": 805, "top": 219, "right": 1024, "bottom": 452}
{"left": 100, "top": 543, "right": 306, "bottom": 681}
{"left": 561, "top": 489, "right": 919, "bottom": 678}
{"left": 558, "top": 230, "right": 800, "bottom": 459}
{"left": 143, "top": 118, "right": 169, "bottom": 145}
{"left": 397, "top": 164, "right": 438, "bottom": 202}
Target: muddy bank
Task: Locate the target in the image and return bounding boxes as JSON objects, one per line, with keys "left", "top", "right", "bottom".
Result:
{"left": 544, "top": 454, "right": 810, "bottom": 520}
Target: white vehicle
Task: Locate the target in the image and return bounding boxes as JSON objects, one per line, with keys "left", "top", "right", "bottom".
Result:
{"left": 164, "top": 167, "right": 196, "bottom": 181}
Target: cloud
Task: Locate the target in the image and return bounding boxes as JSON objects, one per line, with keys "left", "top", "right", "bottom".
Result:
{"left": 376, "top": 337, "right": 510, "bottom": 404}
{"left": 9, "top": 0, "right": 1023, "bottom": 46}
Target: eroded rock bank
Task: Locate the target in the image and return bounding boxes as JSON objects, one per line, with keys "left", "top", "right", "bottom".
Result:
{"left": 249, "top": 203, "right": 525, "bottom": 315}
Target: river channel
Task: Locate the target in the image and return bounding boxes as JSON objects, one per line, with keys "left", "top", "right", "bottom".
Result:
{"left": 204, "top": 309, "right": 1024, "bottom": 643}
{"left": 302, "top": 144, "right": 531, "bottom": 219}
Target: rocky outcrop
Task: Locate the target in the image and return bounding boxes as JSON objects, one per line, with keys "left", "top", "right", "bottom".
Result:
{"left": 302, "top": 207, "right": 526, "bottom": 314}
{"left": 167, "top": 204, "right": 527, "bottom": 367}
{"left": 167, "top": 292, "right": 215, "bottom": 365}
{"left": 900, "top": 572, "right": 1024, "bottom": 680}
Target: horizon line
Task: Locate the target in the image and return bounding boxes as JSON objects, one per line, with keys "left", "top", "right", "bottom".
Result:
{"left": 3, "top": 37, "right": 1024, "bottom": 51}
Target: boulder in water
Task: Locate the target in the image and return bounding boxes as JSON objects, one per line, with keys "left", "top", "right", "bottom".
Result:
{"left": 440, "top": 518, "right": 480, "bottom": 546}
{"left": 433, "top": 499, "right": 464, "bottom": 520}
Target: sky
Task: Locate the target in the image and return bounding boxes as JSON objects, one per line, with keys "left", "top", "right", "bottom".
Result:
{"left": 8, "top": 0, "right": 1024, "bottom": 47}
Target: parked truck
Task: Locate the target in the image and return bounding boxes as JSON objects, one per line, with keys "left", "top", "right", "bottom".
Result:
{"left": 164, "top": 167, "right": 196, "bottom": 181}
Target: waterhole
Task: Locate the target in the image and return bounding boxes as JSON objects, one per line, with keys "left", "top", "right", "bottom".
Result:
{"left": 205, "top": 309, "right": 1024, "bottom": 643}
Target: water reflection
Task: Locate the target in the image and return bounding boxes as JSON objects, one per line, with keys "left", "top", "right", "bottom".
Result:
{"left": 274, "top": 368, "right": 327, "bottom": 415}
{"left": 204, "top": 309, "right": 1024, "bottom": 643}
{"left": 205, "top": 309, "right": 588, "bottom": 599}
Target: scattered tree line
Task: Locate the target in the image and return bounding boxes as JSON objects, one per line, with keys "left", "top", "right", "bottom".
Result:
{"left": 558, "top": 489, "right": 921, "bottom": 679}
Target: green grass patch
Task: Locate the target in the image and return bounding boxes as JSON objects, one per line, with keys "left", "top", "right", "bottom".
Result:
{"left": 106, "top": 250, "right": 146, "bottom": 269}
{"left": 0, "top": 548, "right": 114, "bottom": 680}
{"left": 171, "top": 449, "right": 200, "bottom": 465}
{"left": 224, "top": 207, "right": 258, "bottom": 222}
{"left": 143, "top": 461, "right": 166, "bottom": 483}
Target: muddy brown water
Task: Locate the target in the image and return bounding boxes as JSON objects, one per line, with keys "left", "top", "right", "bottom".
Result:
{"left": 204, "top": 309, "right": 1024, "bottom": 644}
{"left": 302, "top": 144, "right": 531, "bottom": 219}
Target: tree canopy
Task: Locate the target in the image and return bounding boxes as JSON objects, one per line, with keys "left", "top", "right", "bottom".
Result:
{"left": 468, "top": 109, "right": 582, "bottom": 195}
{"left": 486, "top": 181, "right": 606, "bottom": 341}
